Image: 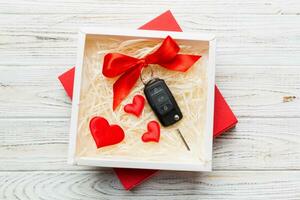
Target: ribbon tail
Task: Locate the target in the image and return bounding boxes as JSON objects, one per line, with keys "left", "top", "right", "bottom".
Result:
{"left": 112, "top": 65, "right": 143, "bottom": 110}
{"left": 160, "top": 54, "right": 201, "bottom": 72}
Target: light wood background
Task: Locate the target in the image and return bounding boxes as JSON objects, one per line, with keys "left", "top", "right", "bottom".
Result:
{"left": 1, "top": 1, "right": 300, "bottom": 199}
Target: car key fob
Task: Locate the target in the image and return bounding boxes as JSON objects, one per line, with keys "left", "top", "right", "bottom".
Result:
{"left": 144, "top": 78, "right": 183, "bottom": 126}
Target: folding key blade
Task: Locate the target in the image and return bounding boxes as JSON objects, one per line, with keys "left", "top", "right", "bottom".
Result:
{"left": 176, "top": 129, "right": 190, "bottom": 151}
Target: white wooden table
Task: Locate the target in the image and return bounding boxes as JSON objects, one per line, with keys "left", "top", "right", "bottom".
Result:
{"left": 1, "top": 1, "right": 300, "bottom": 199}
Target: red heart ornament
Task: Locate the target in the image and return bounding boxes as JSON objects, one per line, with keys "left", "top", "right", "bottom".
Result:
{"left": 124, "top": 95, "right": 145, "bottom": 117}
{"left": 142, "top": 121, "right": 160, "bottom": 142}
{"left": 89, "top": 117, "right": 125, "bottom": 148}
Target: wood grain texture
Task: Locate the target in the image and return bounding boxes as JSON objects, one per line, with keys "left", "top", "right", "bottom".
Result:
{"left": 1, "top": 0, "right": 300, "bottom": 198}
{"left": 1, "top": 0, "right": 300, "bottom": 15}
{"left": 0, "top": 66, "right": 299, "bottom": 118}
{"left": 0, "top": 7, "right": 300, "bottom": 66}
{"left": 0, "top": 171, "right": 300, "bottom": 200}
{"left": 0, "top": 117, "right": 299, "bottom": 171}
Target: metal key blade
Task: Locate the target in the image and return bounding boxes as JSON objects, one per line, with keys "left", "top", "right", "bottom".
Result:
{"left": 176, "top": 129, "right": 190, "bottom": 151}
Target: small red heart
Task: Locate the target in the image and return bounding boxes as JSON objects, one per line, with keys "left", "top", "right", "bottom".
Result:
{"left": 124, "top": 95, "right": 145, "bottom": 117}
{"left": 142, "top": 121, "right": 160, "bottom": 143}
{"left": 89, "top": 117, "right": 125, "bottom": 148}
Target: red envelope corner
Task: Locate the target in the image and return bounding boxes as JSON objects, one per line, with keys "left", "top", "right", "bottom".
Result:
{"left": 58, "top": 10, "right": 238, "bottom": 190}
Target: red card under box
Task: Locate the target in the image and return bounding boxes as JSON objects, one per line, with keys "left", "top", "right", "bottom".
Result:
{"left": 58, "top": 10, "right": 237, "bottom": 190}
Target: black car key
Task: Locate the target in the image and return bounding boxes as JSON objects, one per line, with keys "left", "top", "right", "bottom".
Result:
{"left": 144, "top": 78, "right": 183, "bottom": 127}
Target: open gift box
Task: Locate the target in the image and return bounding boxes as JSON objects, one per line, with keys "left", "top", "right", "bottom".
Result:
{"left": 68, "top": 28, "right": 216, "bottom": 171}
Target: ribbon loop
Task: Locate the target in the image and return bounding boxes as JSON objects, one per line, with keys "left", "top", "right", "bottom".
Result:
{"left": 102, "top": 36, "right": 201, "bottom": 110}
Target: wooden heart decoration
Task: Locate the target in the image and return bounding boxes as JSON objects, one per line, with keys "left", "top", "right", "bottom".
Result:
{"left": 142, "top": 121, "right": 160, "bottom": 142}
{"left": 89, "top": 117, "right": 125, "bottom": 148}
{"left": 124, "top": 95, "right": 145, "bottom": 117}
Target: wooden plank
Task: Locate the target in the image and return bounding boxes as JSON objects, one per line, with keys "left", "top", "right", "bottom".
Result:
{"left": 0, "top": 66, "right": 299, "bottom": 118}
{"left": 274, "top": 0, "right": 300, "bottom": 14}
{"left": 0, "top": 117, "right": 299, "bottom": 171}
{"left": 1, "top": 14, "right": 300, "bottom": 66}
{"left": 0, "top": 118, "right": 92, "bottom": 171}
{"left": 0, "top": 66, "right": 71, "bottom": 118}
{"left": 0, "top": 0, "right": 283, "bottom": 15}
{"left": 1, "top": 0, "right": 300, "bottom": 15}
{"left": 216, "top": 66, "right": 300, "bottom": 118}
{"left": 0, "top": 171, "right": 300, "bottom": 199}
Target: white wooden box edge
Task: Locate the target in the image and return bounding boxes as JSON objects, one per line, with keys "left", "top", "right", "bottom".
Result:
{"left": 68, "top": 30, "right": 86, "bottom": 165}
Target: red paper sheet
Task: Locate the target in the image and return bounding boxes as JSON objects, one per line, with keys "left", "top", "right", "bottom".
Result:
{"left": 58, "top": 10, "right": 238, "bottom": 190}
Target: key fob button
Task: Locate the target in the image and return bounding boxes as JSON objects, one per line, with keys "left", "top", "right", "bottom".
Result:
{"left": 156, "top": 93, "right": 168, "bottom": 104}
{"left": 158, "top": 102, "right": 173, "bottom": 115}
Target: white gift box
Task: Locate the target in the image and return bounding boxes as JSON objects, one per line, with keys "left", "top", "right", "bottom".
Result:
{"left": 68, "top": 28, "right": 216, "bottom": 171}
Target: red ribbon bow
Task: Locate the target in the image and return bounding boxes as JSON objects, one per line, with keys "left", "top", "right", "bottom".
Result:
{"left": 102, "top": 36, "right": 201, "bottom": 110}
